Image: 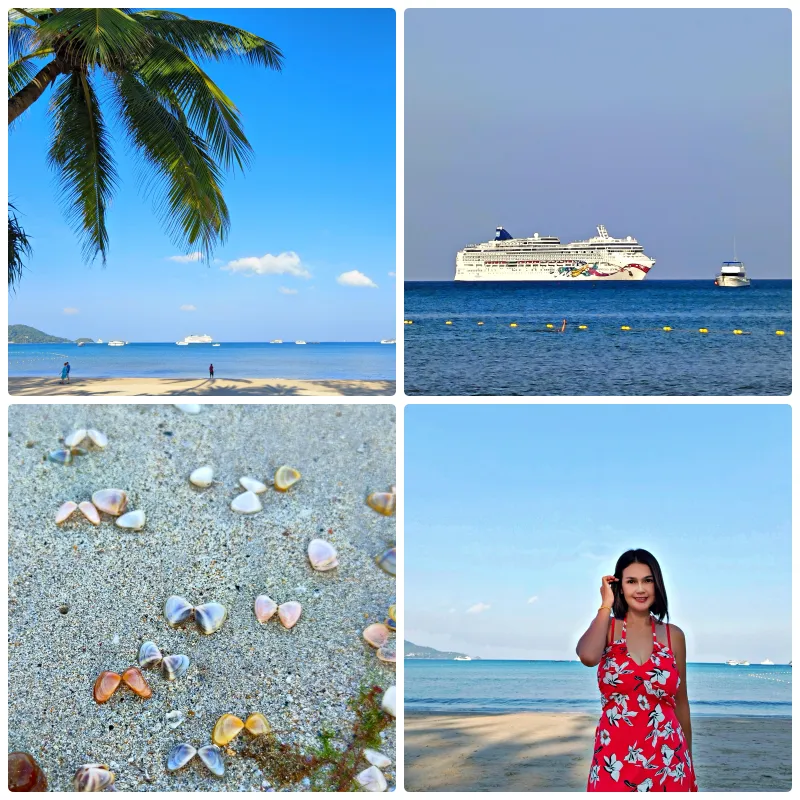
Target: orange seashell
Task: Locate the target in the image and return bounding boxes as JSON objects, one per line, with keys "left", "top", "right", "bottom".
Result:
{"left": 244, "top": 713, "right": 271, "bottom": 736}
{"left": 366, "top": 491, "right": 396, "bottom": 517}
{"left": 121, "top": 666, "right": 152, "bottom": 699}
{"left": 274, "top": 466, "right": 301, "bottom": 491}
{"left": 8, "top": 752, "right": 48, "bottom": 791}
{"left": 363, "top": 623, "right": 391, "bottom": 649}
{"left": 212, "top": 713, "right": 244, "bottom": 746}
{"left": 93, "top": 671, "right": 122, "bottom": 704}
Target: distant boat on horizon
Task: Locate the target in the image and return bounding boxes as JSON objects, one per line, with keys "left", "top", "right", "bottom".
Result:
{"left": 295, "top": 340, "right": 307, "bottom": 345}
{"left": 760, "top": 659, "right": 774, "bottom": 665}
{"left": 380, "top": 339, "right": 396, "bottom": 344}
{"left": 177, "top": 333, "right": 214, "bottom": 345}
{"left": 270, "top": 339, "right": 283, "bottom": 344}
{"left": 108, "top": 340, "right": 126, "bottom": 346}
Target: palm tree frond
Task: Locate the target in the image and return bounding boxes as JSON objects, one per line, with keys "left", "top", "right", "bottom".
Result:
{"left": 8, "top": 202, "right": 32, "bottom": 290}
{"left": 8, "top": 18, "right": 37, "bottom": 62}
{"left": 129, "top": 9, "right": 192, "bottom": 22}
{"left": 48, "top": 71, "right": 117, "bottom": 262}
{"left": 9, "top": 9, "right": 53, "bottom": 26}
{"left": 8, "top": 58, "right": 39, "bottom": 97}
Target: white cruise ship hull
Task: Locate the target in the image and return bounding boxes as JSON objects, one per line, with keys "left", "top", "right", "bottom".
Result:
{"left": 455, "top": 259, "right": 652, "bottom": 281}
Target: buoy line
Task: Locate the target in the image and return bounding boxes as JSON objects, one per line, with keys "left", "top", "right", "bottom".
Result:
{"left": 403, "top": 321, "right": 789, "bottom": 336}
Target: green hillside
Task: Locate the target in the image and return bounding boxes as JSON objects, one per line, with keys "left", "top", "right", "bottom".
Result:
{"left": 404, "top": 640, "right": 478, "bottom": 659}
{"left": 8, "top": 324, "right": 72, "bottom": 344}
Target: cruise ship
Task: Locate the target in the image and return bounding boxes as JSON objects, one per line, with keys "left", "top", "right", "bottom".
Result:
{"left": 455, "top": 225, "right": 655, "bottom": 281}
{"left": 176, "top": 334, "right": 213, "bottom": 345}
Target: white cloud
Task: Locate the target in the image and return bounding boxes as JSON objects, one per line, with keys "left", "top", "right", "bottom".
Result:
{"left": 221, "top": 251, "right": 310, "bottom": 278}
{"left": 466, "top": 602, "right": 491, "bottom": 614}
{"left": 179, "top": 304, "right": 197, "bottom": 312}
{"left": 388, "top": 271, "right": 396, "bottom": 277}
{"left": 63, "top": 307, "right": 79, "bottom": 315}
{"left": 337, "top": 270, "right": 377, "bottom": 288}
{"left": 168, "top": 252, "right": 203, "bottom": 263}
{"left": 527, "top": 596, "right": 539, "bottom": 604}
{"left": 279, "top": 287, "right": 298, "bottom": 295}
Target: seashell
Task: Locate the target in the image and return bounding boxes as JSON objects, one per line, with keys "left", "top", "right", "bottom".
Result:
{"left": 356, "top": 765, "right": 388, "bottom": 792}
{"left": 364, "top": 749, "right": 392, "bottom": 769}
{"left": 87, "top": 429, "right": 108, "bottom": 448}
{"left": 307, "top": 538, "right": 339, "bottom": 571}
{"left": 164, "top": 595, "right": 194, "bottom": 627}
{"left": 377, "top": 640, "right": 397, "bottom": 663}
{"left": 121, "top": 666, "right": 152, "bottom": 699}
{"left": 174, "top": 404, "right": 201, "bottom": 414}
{"left": 212, "top": 713, "right": 244, "bottom": 746}
{"left": 74, "top": 763, "right": 115, "bottom": 792}
{"left": 375, "top": 548, "right": 396, "bottom": 576}
{"left": 363, "top": 623, "right": 391, "bottom": 649}
{"left": 277, "top": 601, "right": 302, "bottom": 629}
{"left": 245, "top": 713, "right": 271, "bottom": 736}
{"left": 70, "top": 446, "right": 89, "bottom": 456}
{"left": 231, "top": 491, "right": 263, "bottom": 514}
{"left": 367, "top": 491, "right": 396, "bottom": 517}
{"left": 56, "top": 500, "right": 79, "bottom": 524}
{"left": 8, "top": 751, "right": 48, "bottom": 791}
{"left": 162, "top": 653, "right": 190, "bottom": 681}
{"left": 78, "top": 501, "right": 101, "bottom": 526}
{"left": 64, "top": 429, "right": 88, "bottom": 448}
{"left": 274, "top": 465, "right": 301, "bottom": 491}
{"left": 166, "top": 743, "right": 196, "bottom": 772}
{"left": 91, "top": 488, "right": 128, "bottom": 516}
{"left": 386, "top": 604, "right": 396, "bottom": 632}
{"left": 381, "top": 685, "right": 396, "bottom": 717}
{"left": 189, "top": 465, "right": 214, "bottom": 488}
{"left": 116, "top": 509, "right": 145, "bottom": 531}
{"left": 240, "top": 476, "right": 267, "bottom": 494}
{"left": 197, "top": 744, "right": 225, "bottom": 777}
{"left": 166, "top": 710, "right": 185, "bottom": 729}
{"left": 254, "top": 595, "right": 278, "bottom": 623}
{"left": 48, "top": 449, "right": 73, "bottom": 465}
{"left": 93, "top": 671, "right": 122, "bottom": 704}
{"left": 138, "top": 641, "right": 163, "bottom": 669}
{"left": 194, "top": 602, "right": 227, "bottom": 635}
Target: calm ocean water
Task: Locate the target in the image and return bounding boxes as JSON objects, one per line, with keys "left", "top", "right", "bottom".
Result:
{"left": 404, "top": 280, "right": 791, "bottom": 395}
{"left": 8, "top": 342, "right": 395, "bottom": 381}
{"left": 405, "top": 660, "right": 792, "bottom": 718}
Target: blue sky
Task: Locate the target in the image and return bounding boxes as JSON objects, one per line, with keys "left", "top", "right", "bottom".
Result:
{"left": 9, "top": 9, "right": 396, "bottom": 342}
{"left": 405, "top": 9, "right": 791, "bottom": 280}
{"left": 405, "top": 404, "right": 791, "bottom": 662}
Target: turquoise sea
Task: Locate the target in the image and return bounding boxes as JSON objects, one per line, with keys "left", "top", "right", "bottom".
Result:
{"left": 405, "top": 660, "right": 792, "bottom": 718}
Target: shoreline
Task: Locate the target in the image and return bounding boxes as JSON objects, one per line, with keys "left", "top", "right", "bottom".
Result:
{"left": 405, "top": 711, "right": 791, "bottom": 792}
{"left": 8, "top": 376, "right": 395, "bottom": 396}
{"left": 405, "top": 708, "right": 792, "bottom": 720}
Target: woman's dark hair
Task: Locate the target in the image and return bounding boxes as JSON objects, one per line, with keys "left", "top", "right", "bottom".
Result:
{"left": 612, "top": 548, "right": 669, "bottom": 623}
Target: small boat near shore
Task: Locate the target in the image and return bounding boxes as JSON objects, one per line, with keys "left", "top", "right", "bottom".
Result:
{"left": 715, "top": 260, "right": 750, "bottom": 287}
{"left": 108, "top": 340, "right": 126, "bottom": 346}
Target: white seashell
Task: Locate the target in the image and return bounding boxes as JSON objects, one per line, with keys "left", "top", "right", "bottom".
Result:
{"left": 87, "top": 429, "right": 108, "bottom": 448}
{"left": 381, "top": 685, "right": 396, "bottom": 717}
{"left": 240, "top": 476, "right": 267, "bottom": 494}
{"left": 78, "top": 501, "right": 101, "bottom": 526}
{"left": 277, "top": 601, "right": 302, "bottom": 629}
{"left": 231, "top": 491, "right": 262, "bottom": 514}
{"left": 166, "top": 743, "right": 196, "bottom": 771}
{"left": 356, "top": 765, "right": 388, "bottom": 792}
{"left": 189, "top": 465, "right": 214, "bottom": 488}
{"left": 254, "top": 595, "right": 278, "bottom": 623}
{"left": 74, "top": 764, "right": 115, "bottom": 792}
{"left": 116, "top": 509, "right": 145, "bottom": 531}
{"left": 364, "top": 749, "right": 392, "bottom": 769}
{"left": 56, "top": 501, "right": 78, "bottom": 524}
{"left": 65, "top": 429, "right": 88, "bottom": 448}
{"left": 164, "top": 595, "right": 194, "bottom": 627}
{"left": 197, "top": 744, "right": 225, "bottom": 777}
{"left": 307, "top": 539, "right": 339, "bottom": 571}
{"left": 138, "top": 641, "right": 163, "bottom": 669}
{"left": 166, "top": 710, "right": 185, "bottom": 729}
{"left": 174, "top": 404, "right": 201, "bottom": 414}
{"left": 91, "top": 488, "right": 128, "bottom": 516}
{"left": 162, "top": 653, "right": 190, "bottom": 680}
{"left": 195, "top": 602, "right": 227, "bottom": 635}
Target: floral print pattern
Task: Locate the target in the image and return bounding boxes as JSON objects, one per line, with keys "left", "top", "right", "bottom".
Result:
{"left": 587, "top": 616, "right": 698, "bottom": 792}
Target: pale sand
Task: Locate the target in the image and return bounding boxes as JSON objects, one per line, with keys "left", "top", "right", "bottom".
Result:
{"left": 8, "top": 376, "right": 395, "bottom": 396}
{"left": 405, "top": 712, "right": 791, "bottom": 792}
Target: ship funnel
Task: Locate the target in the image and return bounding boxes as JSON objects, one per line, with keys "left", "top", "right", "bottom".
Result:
{"left": 495, "top": 226, "right": 513, "bottom": 241}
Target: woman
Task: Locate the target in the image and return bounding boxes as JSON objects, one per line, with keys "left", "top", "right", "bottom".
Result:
{"left": 59, "top": 362, "right": 69, "bottom": 385}
{"left": 576, "top": 549, "right": 697, "bottom": 792}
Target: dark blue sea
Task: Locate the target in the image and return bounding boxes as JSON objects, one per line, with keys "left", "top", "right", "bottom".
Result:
{"left": 8, "top": 342, "right": 395, "bottom": 381}
{"left": 405, "top": 660, "right": 792, "bottom": 718}
{"left": 404, "top": 280, "right": 791, "bottom": 395}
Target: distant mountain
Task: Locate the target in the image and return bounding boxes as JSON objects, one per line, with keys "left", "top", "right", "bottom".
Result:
{"left": 75, "top": 337, "right": 95, "bottom": 344}
{"left": 8, "top": 324, "right": 72, "bottom": 344}
{"left": 405, "top": 640, "right": 479, "bottom": 660}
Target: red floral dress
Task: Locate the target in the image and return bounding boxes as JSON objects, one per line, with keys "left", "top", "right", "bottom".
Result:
{"left": 587, "top": 615, "right": 698, "bottom": 792}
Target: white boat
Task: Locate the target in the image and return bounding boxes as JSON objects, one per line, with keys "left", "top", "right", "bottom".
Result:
{"left": 740, "top": 660, "right": 750, "bottom": 666}
{"left": 760, "top": 659, "right": 774, "bottom": 665}
{"left": 380, "top": 339, "right": 396, "bottom": 344}
{"left": 455, "top": 224, "right": 655, "bottom": 281}
{"left": 176, "top": 341, "right": 189, "bottom": 345}
{"left": 295, "top": 340, "right": 307, "bottom": 345}
{"left": 108, "top": 340, "right": 126, "bottom": 346}
{"left": 714, "top": 260, "right": 750, "bottom": 287}
{"left": 212, "top": 343, "right": 220, "bottom": 347}
{"left": 270, "top": 339, "right": 283, "bottom": 344}
{"left": 177, "top": 333, "right": 213, "bottom": 345}
{"left": 454, "top": 656, "right": 472, "bottom": 661}
{"left": 96, "top": 339, "right": 103, "bottom": 344}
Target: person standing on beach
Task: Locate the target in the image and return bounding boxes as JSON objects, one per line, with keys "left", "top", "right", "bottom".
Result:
{"left": 209, "top": 363, "right": 214, "bottom": 379}
{"left": 577, "top": 548, "right": 697, "bottom": 792}
{"left": 59, "top": 362, "right": 69, "bottom": 384}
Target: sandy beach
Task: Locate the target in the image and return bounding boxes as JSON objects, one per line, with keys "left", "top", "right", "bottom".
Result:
{"left": 8, "top": 376, "right": 395, "bottom": 396}
{"left": 8, "top": 404, "right": 397, "bottom": 791}
{"left": 405, "top": 712, "right": 791, "bottom": 792}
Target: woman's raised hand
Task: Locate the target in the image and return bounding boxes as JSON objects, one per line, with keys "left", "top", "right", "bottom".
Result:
{"left": 600, "top": 575, "right": 617, "bottom": 608}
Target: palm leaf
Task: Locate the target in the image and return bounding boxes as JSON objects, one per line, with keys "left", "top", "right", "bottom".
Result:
{"left": 8, "top": 18, "right": 37, "bottom": 62}
{"left": 8, "top": 202, "right": 32, "bottom": 290}
{"left": 8, "top": 58, "right": 39, "bottom": 96}
{"left": 48, "top": 71, "right": 117, "bottom": 262}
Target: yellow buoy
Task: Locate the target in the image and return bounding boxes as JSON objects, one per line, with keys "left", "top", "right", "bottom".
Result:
{"left": 477, "top": 321, "right": 484, "bottom": 326}
{"left": 699, "top": 328, "right": 708, "bottom": 333}
{"left": 776, "top": 330, "right": 785, "bottom": 336}
{"left": 546, "top": 323, "right": 554, "bottom": 329}
{"left": 733, "top": 329, "right": 743, "bottom": 335}
{"left": 578, "top": 325, "right": 588, "bottom": 330}
{"left": 621, "top": 325, "right": 631, "bottom": 331}
{"left": 510, "top": 323, "right": 518, "bottom": 328}
{"left": 445, "top": 321, "right": 452, "bottom": 325}
{"left": 662, "top": 326, "right": 672, "bottom": 332}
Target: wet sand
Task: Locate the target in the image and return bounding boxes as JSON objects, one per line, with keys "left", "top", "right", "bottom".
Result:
{"left": 405, "top": 712, "right": 791, "bottom": 792}
{"left": 8, "top": 376, "right": 395, "bottom": 396}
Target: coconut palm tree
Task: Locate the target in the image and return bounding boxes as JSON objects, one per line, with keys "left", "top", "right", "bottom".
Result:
{"left": 8, "top": 203, "right": 32, "bottom": 289}
{"left": 8, "top": 8, "right": 282, "bottom": 267}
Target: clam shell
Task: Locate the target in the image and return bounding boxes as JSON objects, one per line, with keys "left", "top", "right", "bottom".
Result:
{"left": 48, "top": 449, "right": 73, "bottom": 465}
{"left": 277, "top": 601, "right": 302, "bottom": 629}
{"left": 356, "top": 765, "right": 388, "bottom": 792}
{"left": 64, "top": 429, "right": 88, "bottom": 448}
{"left": 162, "top": 653, "right": 190, "bottom": 681}
{"left": 189, "top": 465, "right": 214, "bottom": 488}
{"left": 212, "top": 713, "right": 244, "bottom": 746}
{"left": 387, "top": 604, "right": 396, "bottom": 632}
{"left": 74, "top": 764, "right": 115, "bottom": 792}
{"left": 121, "top": 666, "right": 152, "bottom": 699}
{"left": 375, "top": 548, "right": 396, "bottom": 576}
{"left": 78, "top": 501, "right": 100, "bottom": 526}
{"left": 254, "top": 595, "right": 278, "bottom": 623}
{"left": 274, "top": 465, "right": 301, "bottom": 491}
{"left": 166, "top": 743, "right": 197, "bottom": 772}
{"left": 363, "top": 623, "right": 391, "bottom": 649}
{"left": 166, "top": 710, "right": 185, "bottom": 729}
{"left": 307, "top": 538, "right": 339, "bottom": 571}
{"left": 245, "top": 713, "right": 271, "bottom": 736}
{"left": 377, "top": 640, "right": 397, "bottom": 663}
{"left": 195, "top": 602, "right": 227, "bottom": 635}
{"left": 56, "top": 501, "right": 78, "bottom": 524}
{"left": 381, "top": 685, "right": 396, "bottom": 717}
{"left": 138, "top": 641, "right": 163, "bottom": 669}
{"left": 367, "top": 491, "right": 396, "bottom": 517}
{"left": 240, "top": 476, "right": 267, "bottom": 494}
{"left": 364, "top": 749, "right": 392, "bottom": 769}
{"left": 116, "top": 509, "right": 145, "bottom": 531}
{"left": 164, "top": 595, "right": 194, "bottom": 627}
{"left": 231, "top": 491, "right": 262, "bottom": 514}
{"left": 87, "top": 429, "right": 108, "bottom": 448}
{"left": 91, "top": 488, "right": 128, "bottom": 516}
{"left": 197, "top": 744, "right": 225, "bottom": 777}
{"left": 174, "top": 404, "right": 201, "bottom": 414}
{"left": 93, "top": 671, "right": 121, "bottom": 704}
